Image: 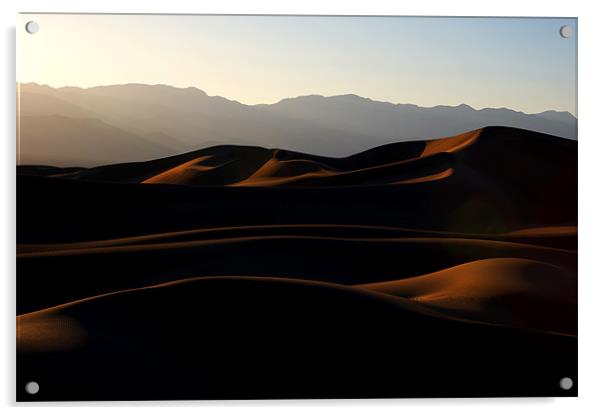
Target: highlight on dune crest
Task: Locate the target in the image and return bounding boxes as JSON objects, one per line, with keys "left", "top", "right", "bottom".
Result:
{"left": 140, "top": 129, "right": 484, "bottom": 187}
{"left": 358, "top": 258, "right": 576, "bottom": 335}
{"left": 16, "top": 12, "right": 578, "bottom": 400}
{"left": 17, "top": 124, "right": 577, "bottom": 399}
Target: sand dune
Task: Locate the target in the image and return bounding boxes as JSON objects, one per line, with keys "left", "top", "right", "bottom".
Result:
{"left": 16, "top": 126, "right": 578, "bottom": 399}
{"left": 17, "top": 224, "right": 577, "bottom": 255}
{"left": 142, "top": 155, "right": 219, "bottom": 184}
{"left": 393, "top": 167, "right": 455, "bottom": 184}
{"left": 358, "top": 258, "right": 576, "bottom": 335}
{"left": 421, "top": 129, "right": 482, "bottom": 156}
{"left": 17, "top": 232, "right": 576, "bottom": 314}
{"left": 186, "top": 129, "right": 461, "bottom": 187}
{"left": 154, "top": 125, "right": 573, "bottom": 190}
{"left": 231, "top": 156, "right": 334, "bottom": 187}
{"left": 17, "top": 315, "right": 86, "bottom": 353}
{"left": 17, "top": 275, "right": 576, "bottom": 400}
{"left": 17, "top": 127, "right": 577, "bottom": 240}
{"left": 19, "top": 126, "right": 575, "bottom": 191}
{"left": 503, "top": 226, "right": 577, "bottom": 237}
{"left": 132, "top": 140, "right": 455, "bottom": 187}
{"left": 232, "top": 150, "right": 455, "bottom": 187}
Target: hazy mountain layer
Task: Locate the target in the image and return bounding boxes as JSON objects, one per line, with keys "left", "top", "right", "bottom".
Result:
{"left": 18, "top": 83, "right": 577, "bottom": 167}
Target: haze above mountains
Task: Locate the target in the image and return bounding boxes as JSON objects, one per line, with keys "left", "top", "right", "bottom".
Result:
{"left": 18, "top": 82, "right": 577, "bottom": 167}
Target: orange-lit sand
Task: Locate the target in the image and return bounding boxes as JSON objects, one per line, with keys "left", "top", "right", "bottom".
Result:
{"left": 16, "top": 273, "right": 577, "bottom": 399}
{"left": 393, "top": 167, "right": 454, "bottom": 184}
{"left": 17, "top": 314, "right": 85, "bottom": 353}
{"left": 143, "top": 155, "right": 218, "bottom": 184}
{"left": 17, "top": 223, "right": 576, "bottom": 255}
{"left": 17, "top": 276, "right": 440, "bottom": 354}
{"left": 137, "top": 130, "right": 486, "bottom": 187}
{"left": 232, "top": 156, "right": 333, "bottom": 186}
{"left": 421, "top": 129, "right": 482, "bottom": 157}
{"left": 358, "top": 258, "right": 576, "bottom": 334}
{"left": 17, "top": 235, "right": 576, "bottom": 262}
{"left": 16, "top": 126, "right": 578, "bottom": 399}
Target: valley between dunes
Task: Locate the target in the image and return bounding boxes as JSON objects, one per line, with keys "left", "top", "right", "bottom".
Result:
{"left": 17, "top": 126, "right": 577, "bottom": 399}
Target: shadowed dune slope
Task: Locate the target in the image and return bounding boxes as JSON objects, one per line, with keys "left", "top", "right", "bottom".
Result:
{"left": 16, "top": 125, "right": 578, "bottom": 399}
{"left": 18, "top": 126, "right": 576, "bottom": 190}
{"left": 16, "top": 233, "right": 576, "bottom": 314}
{"left": 19, "top": 127, "right": 577, "bottom": 203}
{"left": 17, "top": 126, "right": 577, "bottom": 243}
{"left": 17, "top": 224, "right": 577, "bottom": 255}
{"left": 17, "top": 276, "right": 576, "bottom": 400}
{"left": 358, "top": 258, "right": 576, "bottom": 335}
{"left": 160, "top": 126, "right": 572, "bottom": 189}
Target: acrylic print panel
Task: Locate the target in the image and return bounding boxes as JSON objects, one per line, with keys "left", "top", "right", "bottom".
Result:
{"left": 16, "top": 14, "right": 577, "bottom": 401}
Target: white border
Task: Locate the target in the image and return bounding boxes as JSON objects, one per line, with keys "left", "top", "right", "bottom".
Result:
{"left": 2, "top": 0, "right": 602, "bottom": 413}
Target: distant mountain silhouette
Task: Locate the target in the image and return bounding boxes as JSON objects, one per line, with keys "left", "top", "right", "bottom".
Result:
{"left": 264, "top": 95, "right": 576, "bottom": 141}
{"left": 18, "top": 83, "right": 576, "bottom": 167}
{"left": 18, "top": 115, "right": 176, "bottom": 166}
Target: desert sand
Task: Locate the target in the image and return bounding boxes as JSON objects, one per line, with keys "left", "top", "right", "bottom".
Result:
{"left": 358, "top": 258, "right": 576, "bottom": 334}
{"left": 17, "top": 126, "right": 577, "bottom": 400}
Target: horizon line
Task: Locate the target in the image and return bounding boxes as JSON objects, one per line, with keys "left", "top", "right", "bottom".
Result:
{"left": 17, "top": 81, "right": 578, "bottom": 118}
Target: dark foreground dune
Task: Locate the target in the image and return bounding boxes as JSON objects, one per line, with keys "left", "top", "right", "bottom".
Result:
{"left": 17, "top": 127, "right": 577, "bottom": 400}
{"left": 17, "top": 232, "right": 576, "bottom": 317}
{"left": 17, "top": 276, "right": 576, "bottom": 401}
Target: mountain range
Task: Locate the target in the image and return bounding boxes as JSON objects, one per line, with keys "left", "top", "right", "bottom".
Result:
{"left": 18, "top": 82, "right": 577, "bottom": 167}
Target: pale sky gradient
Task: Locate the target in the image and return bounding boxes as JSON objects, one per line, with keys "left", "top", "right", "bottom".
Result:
{"left": 17, "top": 14, "right": 577, "bottom": 115}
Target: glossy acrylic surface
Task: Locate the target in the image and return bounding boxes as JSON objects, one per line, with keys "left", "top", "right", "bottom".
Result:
{"left": 16, "top": 14, "right": 577, "bottom": 401}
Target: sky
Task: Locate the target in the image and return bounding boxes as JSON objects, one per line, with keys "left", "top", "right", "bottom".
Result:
{"left": 17, "top": 14, "right": 577, "bottom": 115}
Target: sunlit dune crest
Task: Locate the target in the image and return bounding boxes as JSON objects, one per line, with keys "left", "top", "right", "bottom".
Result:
{"left": 143, "top": 155, "right": 220, "bottom": 184}
{"left": 18, "top": 126, "right": 576, "bottom": 193}
{"left": 110, "top": 126, "right": 562, "bottom": 188}
{"left": 16, "top": 125, "right": 577, "bottom": 399}
{"left": 393, "top": 167, "right": 455, "bottom": 184}
{"left": 421, "top": 129, "right": 482, "bottom": 157}
{"left": 146, "top": 130, "right": 480, "bottom": 187}
{"left": 358, "top": 258, "right": 576, "bottom": 335}
{"left": 232, "top": 155, "right": 334, "bottom": 187}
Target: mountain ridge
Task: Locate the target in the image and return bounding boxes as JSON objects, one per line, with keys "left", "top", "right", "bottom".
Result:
{"left": 18, "top": 82, "right": 577, "bottom": 167}
{"left": 21, "top": 82, "right": 576, "bottom": 117}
